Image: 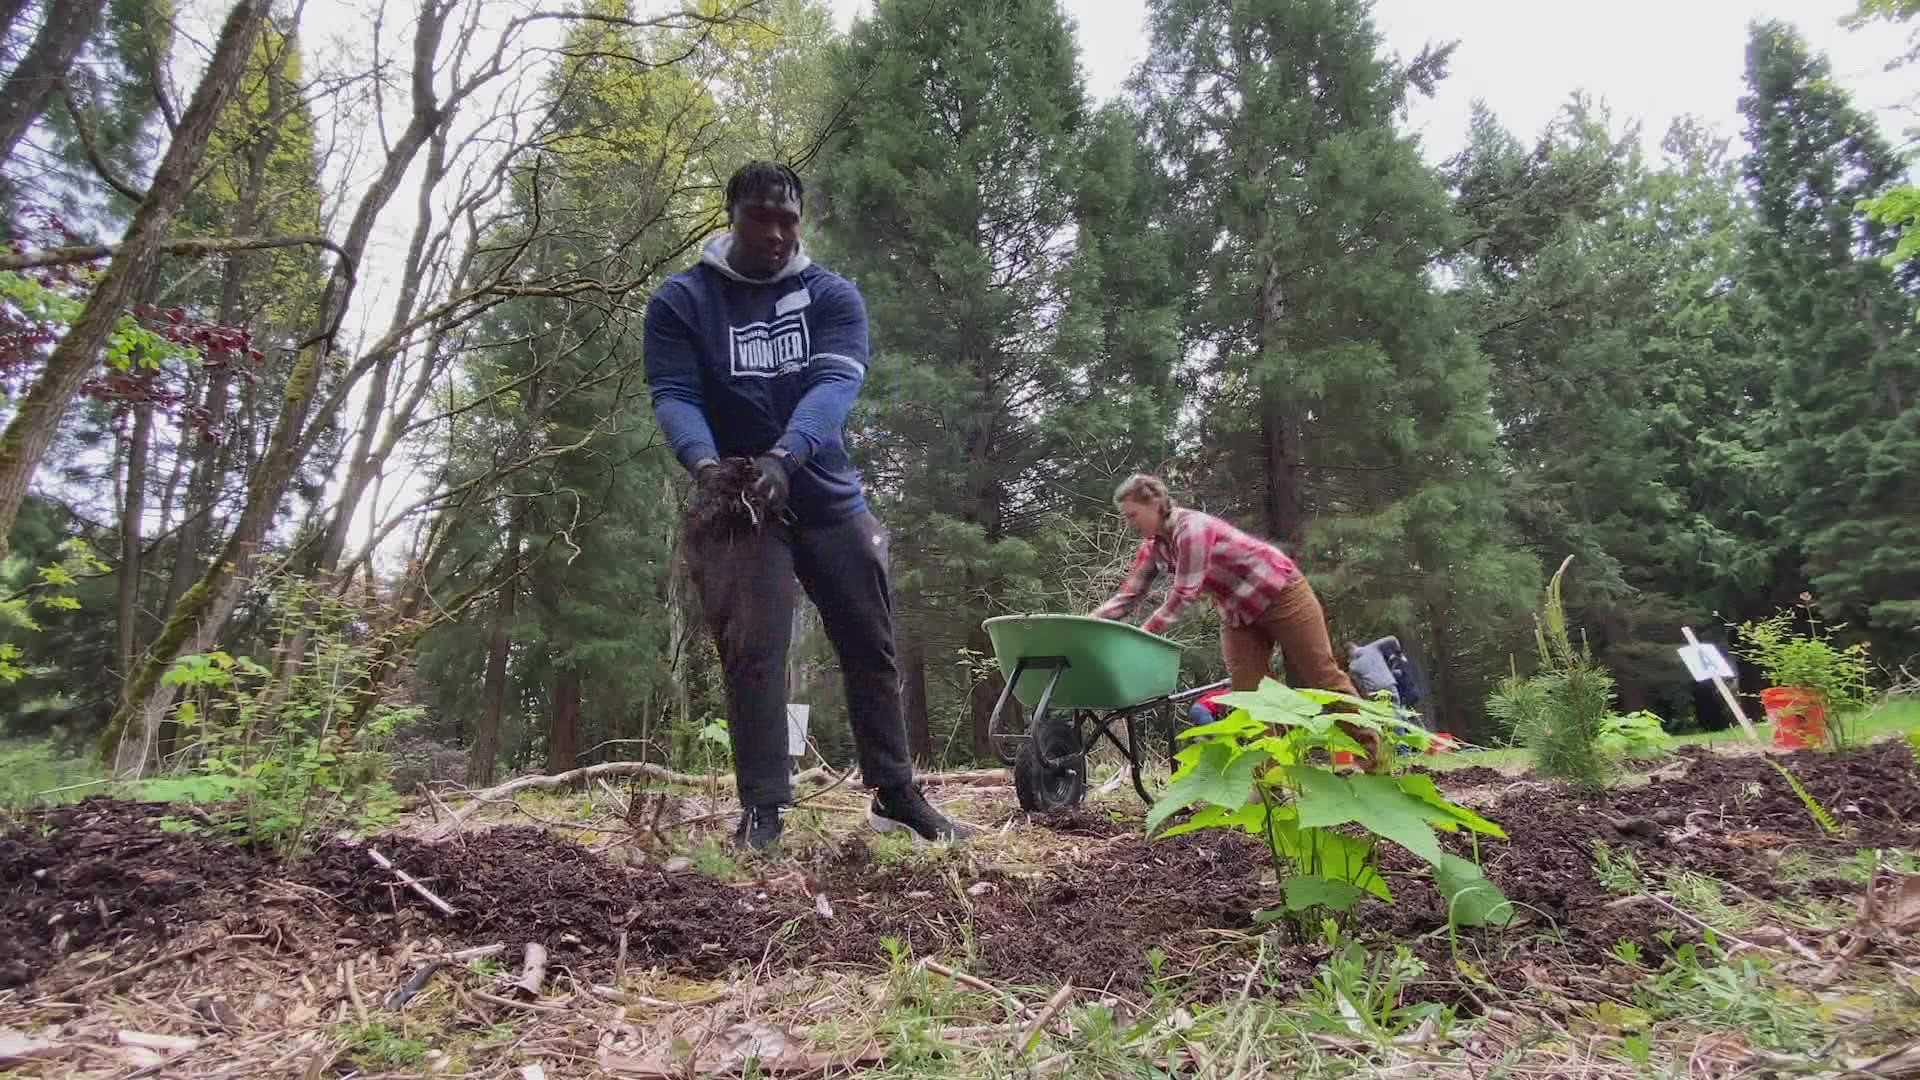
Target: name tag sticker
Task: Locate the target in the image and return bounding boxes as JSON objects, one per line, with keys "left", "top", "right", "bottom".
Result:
{"left": 775, "top": 289, "right": 812, "bottom": 317}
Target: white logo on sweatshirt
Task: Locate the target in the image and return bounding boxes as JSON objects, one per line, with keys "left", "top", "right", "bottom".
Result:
{"left": 729, "top": 311, "right": 811, "bottom": 378}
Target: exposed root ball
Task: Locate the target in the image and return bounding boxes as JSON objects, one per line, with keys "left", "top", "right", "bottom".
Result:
{"left": 684, "top": 457, "right": 770, "bottom": 544}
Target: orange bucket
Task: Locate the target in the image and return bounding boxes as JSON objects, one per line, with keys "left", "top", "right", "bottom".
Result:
{"left": 1761, "top": 686, "right": 1828, "bottom": 750}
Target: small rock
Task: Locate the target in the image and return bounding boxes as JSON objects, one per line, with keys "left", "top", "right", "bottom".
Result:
{"left": 966, "top": 881, "right": 995, "bottom": 897}
{"left": 663, "top": 856, "right": 694, "bottom": 874}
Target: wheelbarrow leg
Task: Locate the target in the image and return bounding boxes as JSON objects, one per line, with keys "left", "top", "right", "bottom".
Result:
{"left": 1124, "top": 711, "right": 1155, "bottom": 804}
{"left": 986, "top": 658, "right": 1034, "bottom": 766}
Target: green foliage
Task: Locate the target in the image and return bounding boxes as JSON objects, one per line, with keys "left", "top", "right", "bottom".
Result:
{"left": 0, "top": 737, "right": 103, "bottom": 811}
{"left": 1299, "top": 941, "right": 1451, "bottom": 1043}
{"left": 1135, "top": 0, "right": 1538, "bottom": 735}
{"left": 1598, "top": 711, "right": 1672, "bottom": 759}
{"left": 1148, "top": 677, "right": 1510, "bottom": 931}
{"left": 1861, "top": 186, "right": 1920, "bottom": 276}
{"left": 1489, "top": 557, "right": 1614, "bottom": 788}
{"left": 1449, "top": 102, "right": 1787, "bottom": 723}
{"left": 1734, "top": 597, "right": 1874, "bottom": 747}
{"left": 0, "top": 538, "right": 112, "bottom": 683}
{"left": 0, "top": 271, "right": 197, "bottom": 374}
{"left": 132, "top": 579, "right": 411, "bottom": 857}
{"left": 1741, "top": 22, "right": 1920, "bottom": 659}
{"left": 1763, "top": 760, "right": 1841, "bottom": 835}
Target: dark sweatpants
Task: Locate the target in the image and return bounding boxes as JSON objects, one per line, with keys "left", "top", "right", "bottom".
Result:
{"left": 687, "top": 509, "right": 914, "bottom": 806}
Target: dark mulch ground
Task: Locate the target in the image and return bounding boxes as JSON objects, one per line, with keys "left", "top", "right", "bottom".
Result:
{"left": 4, "top": 741, "right": 1914, "bottom": 1003}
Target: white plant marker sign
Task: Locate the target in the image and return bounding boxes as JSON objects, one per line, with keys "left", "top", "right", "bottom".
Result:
{"left": 786, "top": 703, "right": 811, "bottom": 759}
{"left": 1678, "top": 627, "right": 1756, "bottom": 740}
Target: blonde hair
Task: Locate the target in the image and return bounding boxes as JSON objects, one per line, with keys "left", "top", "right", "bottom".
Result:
{"left": 1113, "top": 473, "right": 1175, "bottom": 515}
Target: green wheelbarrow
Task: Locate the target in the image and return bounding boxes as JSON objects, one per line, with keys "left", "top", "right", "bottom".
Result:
{"left": 982, "top": 614, "right": 1229, "bottom": 812}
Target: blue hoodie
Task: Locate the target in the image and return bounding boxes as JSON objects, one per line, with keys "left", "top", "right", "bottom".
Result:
{"left": 643, "top": 234, "right": 870, "bottom": 525}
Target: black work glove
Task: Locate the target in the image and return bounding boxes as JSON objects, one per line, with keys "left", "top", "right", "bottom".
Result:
{"left": 690, "top": 458, "right": 727, "bottom": 505}
{"left": 751, "top": 452, "right": 794, "bottom": 514}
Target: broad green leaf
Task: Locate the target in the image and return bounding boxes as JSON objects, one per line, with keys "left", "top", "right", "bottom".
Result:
{"left": 1215, "top": 680, "right": 1323, "bottom": 726}
{"left": 1287, "top": 768, "right": 1444, "bottom": 865}
{"left": 1395, "top": 774, "right": 1508, "bottom": 837}
{"left": 1175, "top": 710, "right": 1266, "bottom": 742}
{"left": 1146, "top": 742, "right": 1270, "bottom": 834}
{"left": 1248, "top": 734, "right": 1305, "bottom": 768}
{"left": 1435, "top": 854, "right": 1515, "bottom": 928}
{"left": 1157, "top": 800, "right": 1267, "bottom": 838}
{"left": 1282, "top": 875, "right": 1367, "bottom": 913}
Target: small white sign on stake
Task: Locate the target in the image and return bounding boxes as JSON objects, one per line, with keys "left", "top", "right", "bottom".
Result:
{"left": 1676, "top": 643, "right": 1736, "bottom": 682}
{"left": 785, "top": 703, "right": 810, "bottom": 759}
{"left": 1678, "top": 626, "right": 1757, "bottom": 740}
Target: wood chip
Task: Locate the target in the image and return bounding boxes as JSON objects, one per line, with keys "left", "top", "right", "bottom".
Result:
{"left": 115, "top": 1031, "right": 201, "bottom": 1053}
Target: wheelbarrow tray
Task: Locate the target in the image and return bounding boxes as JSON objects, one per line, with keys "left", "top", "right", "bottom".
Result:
{"left": 983, "top": 614, "right": 1184, "bottom": 711}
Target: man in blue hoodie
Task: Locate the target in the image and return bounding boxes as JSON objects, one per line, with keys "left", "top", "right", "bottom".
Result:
{"left": 643, "top": 161, "right": 960, "bottom": 852}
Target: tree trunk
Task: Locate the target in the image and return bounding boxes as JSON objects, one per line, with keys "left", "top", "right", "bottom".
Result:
{"left": 1259, "top": 408, "right": 1303, "bottom": 545}
{"left": 547, "top": 666, "right": 582, "bottom": 774}
{"left": 0, "top": 0, "right": 270, "bottom": 561}
{"left": 103, "top": 0, "right": 457, "bottom": 771}
{"left": 967, "top": 622, "right": 1015, "bottom": 760}
{"left": 0, "top": 0, "right": 109, "bottom": 169}
{"left": 116, "top": 396, "right": 153, "bottom": 678}
{"left": 470, "top": 543, "right": 518, "bottom": 786}
{"left": 902, "top": 635, "right": 932, "bottom": 764}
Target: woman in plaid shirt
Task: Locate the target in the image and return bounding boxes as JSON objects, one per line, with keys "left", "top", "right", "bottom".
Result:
{"left": 1092, "top": 473, "right": 1384, "bottom": 772}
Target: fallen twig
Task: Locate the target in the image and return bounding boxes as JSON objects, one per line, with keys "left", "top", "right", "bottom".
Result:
{"left": 343, "top": 959, "right": 369, "bottom": 1025}
{"left": 385, "top": 960, "right": 448, "bottom": 1011}
{"left": 920, "top": 959, "right": 1003, "bottom": 997}
{"left": 513, "top": 943, "right": 549, "bottom": 998}
{"left": 1019, "top": 985, "right": 1075, "bottom": 1054}
{"left": 446, "top": 943, "right": 506, "bottom": 963}
{"left": 920, "top": 959, "right": 1035, "bottom": 1021}
{"left": 1607, "top": 894, "right": 1785, "bottom": 957}
{"left": 616, "top": 930, "right": 629, "bottom": 986}
{"left": 471, "top": 988, "right": 567, "bottom": 1013}
{"left": 428, "top": 762, "right": 753, "bottom": 836}
{"left": 367, "top": 847, "right": 458, "bottom": 916}
{"left": 115, "top": 1032, "right": 199, "bottom": 1054}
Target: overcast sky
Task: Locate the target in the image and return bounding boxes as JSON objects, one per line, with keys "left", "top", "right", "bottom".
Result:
{"left": 825, "top": 0, "right": 1912, "bottom": 164}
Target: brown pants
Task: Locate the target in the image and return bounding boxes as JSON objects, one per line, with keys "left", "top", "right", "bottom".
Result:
{"left": 1222, "top": 577, "right": 1383, "bottom": 770}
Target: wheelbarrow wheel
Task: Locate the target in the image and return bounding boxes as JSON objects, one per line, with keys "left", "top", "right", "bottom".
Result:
{"left": 1015, "top": 715, "right": 1085, "bottom": 812}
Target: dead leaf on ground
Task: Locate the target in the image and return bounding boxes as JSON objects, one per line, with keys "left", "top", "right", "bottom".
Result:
{"left": 1881, "top": 874, "right": 1920, "bottom": 935}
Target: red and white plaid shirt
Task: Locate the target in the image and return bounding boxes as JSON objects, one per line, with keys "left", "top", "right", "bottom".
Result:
{"left": 1094, "top": 509, "right": 1303, "bottom": 635}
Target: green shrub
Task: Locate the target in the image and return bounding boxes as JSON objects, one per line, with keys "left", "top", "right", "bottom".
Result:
{"left": 1488, "top": 556, "right": 1613, "bottom": 788}
{"left": 1735, "top": 596, "right": 1872, "bottom": 748}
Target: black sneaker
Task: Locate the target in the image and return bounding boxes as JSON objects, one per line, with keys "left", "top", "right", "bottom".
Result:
{"left": 733, "top": 803, "right": 784, "bottom": 851}
{"left": 869, "top": 784, "right": 961, "bottom": 844}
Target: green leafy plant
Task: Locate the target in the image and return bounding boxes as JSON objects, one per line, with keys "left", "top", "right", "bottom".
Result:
{"left": 1147, "top": 677, "right": 1511, "bottom": 933}
{"left": 1763, "top": 760, "right": 1841, "bottom": 835}
{"left": 1487, "top": 556, "right": 1614, "bottom": 787}
{"left": 1299, "top": 941, "right": 1451, "bottom": 1043}
{"left": 0, "top": 539, "right": 113, "bottom": 682}
{"left": 133, "top": 577, "right": 410, "bottom": 857}
{"left": 1735, "top": 596, "right": 1873, "bottom": 748}
{"left": 1598, "top": 710, "right": 1672, "bottom": 758}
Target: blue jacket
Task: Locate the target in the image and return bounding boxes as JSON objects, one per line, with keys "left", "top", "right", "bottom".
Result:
{"left": 643, "top": 234, "right": 871, "bottom": 525}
